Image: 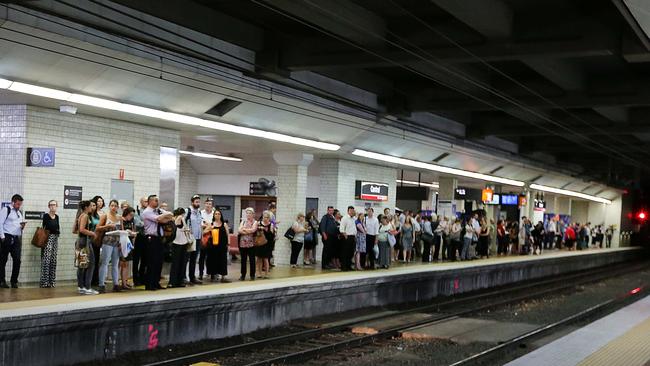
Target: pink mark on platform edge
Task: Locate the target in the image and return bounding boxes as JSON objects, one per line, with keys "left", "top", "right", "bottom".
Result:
{"left": 148, "top": 324, "right": 159, "bottom": 350}
{"left": 454, "top": 279, "right": 459, "bottom": 290}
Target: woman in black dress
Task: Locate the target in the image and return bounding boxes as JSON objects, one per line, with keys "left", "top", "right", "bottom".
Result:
{"left": 206, "top": 210, "right": 231, "bottom": 283}
{"left": 41, "top": 200, "right": 60, "bottom": 288}
{"left": 256, "top": 211, "right": 275, "bottom": 279}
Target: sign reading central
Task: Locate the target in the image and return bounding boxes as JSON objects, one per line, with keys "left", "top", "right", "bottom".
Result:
{"left": 355, "top": 181, "right": 389, "bottom": 201}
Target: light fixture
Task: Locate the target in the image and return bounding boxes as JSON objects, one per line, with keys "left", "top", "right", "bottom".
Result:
{"left": 9, "top": 82, "right": 71, "bottom": 100}
{"left": 1, "top": 78, "right": 340, "bottom": 151}
{"left": 179, "top": 150, "right": 242, "bottom": 162}
{"left": 354, "top": 149, "right": 525, "bottom": 187}
{"left": 529, "top": 184, "right": 612, "bottom": 205}
{"left": 396, "top": 179, "right": 439, "bottom": 188}
{"left": 0, "top": 78, "right": 12, "bottom": 89}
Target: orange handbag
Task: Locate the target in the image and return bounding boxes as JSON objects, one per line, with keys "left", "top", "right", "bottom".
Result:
{"left": 201, "top": 232, "right": 210, "bottom": 248}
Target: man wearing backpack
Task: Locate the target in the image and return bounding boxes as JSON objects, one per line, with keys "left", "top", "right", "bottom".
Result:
{"left": 0, "top": 194, "right": 25, "bottom": 288}
{"left": 186, "top": 195, "right": 203, "bottom": 284}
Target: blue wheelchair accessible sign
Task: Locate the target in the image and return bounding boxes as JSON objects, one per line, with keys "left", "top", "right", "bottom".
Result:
{"left": 27, "top": 147, "right": 55, "bottom": 167}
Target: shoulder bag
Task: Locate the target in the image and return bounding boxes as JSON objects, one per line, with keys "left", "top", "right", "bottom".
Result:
{"left": 31, "top": 227, "right": 49, "bottom": 248}
{"left": 284, "top": 225, "right": 296, "bottom": 240}
{"left": 255, "top": 225, "right": 268, "bottom": 247}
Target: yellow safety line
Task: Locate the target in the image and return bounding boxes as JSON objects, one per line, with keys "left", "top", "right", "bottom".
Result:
{"left": 577, "top": 316, "right": 650, "bottom": 366}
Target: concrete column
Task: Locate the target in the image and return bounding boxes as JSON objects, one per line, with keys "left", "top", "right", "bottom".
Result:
{"left": 273, "top": 152, "right": 313, "bottom": 266}
{"left": 437, "top": 176, "right": 457, "bottom": 217}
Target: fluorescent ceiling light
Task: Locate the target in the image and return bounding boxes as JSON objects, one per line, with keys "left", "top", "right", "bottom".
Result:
{"left": 529, "top": 184, "right": 611, "bottom": 205}
{"left": 396, "top": 179, "right": 439, "bottom": 188}
{"left": 9, "top": 82, "right": 71, "bottom": 100}
{"left": 179, "top": 150, "right": 242, "bottom": 162}
{"left": 354, "top": 149, "right": 525, "bottom": 187}
{"left": 4, "top": 78, "right": 340, "bottom": 151}
{"left": 0, "top": 78, "right": 12, "bottom": 89}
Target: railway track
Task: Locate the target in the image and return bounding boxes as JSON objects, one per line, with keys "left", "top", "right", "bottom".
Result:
{"left": 144, "top": 261, "right": 648, "bottom": 366}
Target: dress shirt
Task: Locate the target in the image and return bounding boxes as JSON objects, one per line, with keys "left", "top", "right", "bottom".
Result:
{"left": 340, "top": 214, "right": 357, "bottom": 236}
{"left": 189, "top": 208, "right": 203, "bottom": 239}
{"left": 364, "top": 216, "right": 379, "bottom": 235}
{"left": 319, "top": 214, "right": 338, "bottom": 236}
{"left": 422, "top": 220, "right": 433, "bottom": 235}
{"left": 142, "top": 207, "right": 162, "bottom": 236}
{"left": 0, "top": 206, "right": 23, "bottom": 239}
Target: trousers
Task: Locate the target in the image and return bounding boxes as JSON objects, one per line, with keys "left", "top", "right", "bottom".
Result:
{"left": 239, "top": 246, "right": 256, "bottom": 279}
{"left": 341, "top": 236, "right": 355, "bottom": 271}
{"left": 98, "top": 244, "right": 120, "bottom": 287}
{"left": 145, "top": 236, "right": 164, "bottom": 290}
{"left": 0, "top": 234, "right": 22, "bottom": 284}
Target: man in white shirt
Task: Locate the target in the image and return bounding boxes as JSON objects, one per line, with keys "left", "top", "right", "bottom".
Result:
{"left": 339, "top": 206, "right": 357, "bottom": 271}
{"left": 364, "top": 208, "right": 379, "bottom": 269}
{"left": 198, "top": 197, "right": 214, "bottom": 280}
{"left": 0, "top": 194, "right": 25, "bottom": 288}
{"left": 200, "top": 198, "right": 214, "bottom": 226}
{"left": 545, "top": 218, "right": 557, "bottom": 250}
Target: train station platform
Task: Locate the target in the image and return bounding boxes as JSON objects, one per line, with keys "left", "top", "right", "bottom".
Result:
{"left": 507, "top": 284, "right": 650, "bottom": 366}
{"left": 0, "top": 247, "right": 641, "bottom": 366}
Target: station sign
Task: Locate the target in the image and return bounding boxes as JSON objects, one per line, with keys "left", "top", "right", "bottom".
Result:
{"left": 26, "top": 147, "right": 55, "bottom": 167}
{"left": 355, "top": 181, "right": 389, "bottom": 201}
{"left": 63, "top": 185, "right": 83, "bottom": 209}
{"left": 249, "top": 178, "right": 277, "bottom": 196}
{"left": 24, "top": 211, "right": 45, "bottom": 220}
{"left": 481, "top": 188, "right": 493, "bottom": 202}
{"left": 454, "top": 187, "right": 482, "bottom": 201}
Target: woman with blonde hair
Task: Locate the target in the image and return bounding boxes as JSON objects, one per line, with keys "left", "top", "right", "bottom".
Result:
{"left": 257, "top": 211, "right": 275, "bottom": 278}
{"left": 237, "top": 207, "right": 258, "bottom": 281}
{"left": 289, "top": 213, "right": 309, "bottom": 268}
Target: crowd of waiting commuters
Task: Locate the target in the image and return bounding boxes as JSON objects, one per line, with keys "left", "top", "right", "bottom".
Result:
{"left": 0, "top": 193, "right": 615, "bottom": 293}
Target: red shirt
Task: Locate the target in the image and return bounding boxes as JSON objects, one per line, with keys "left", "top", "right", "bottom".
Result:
{"left": 566, "top": 226, "right": 576, "bottom": 240}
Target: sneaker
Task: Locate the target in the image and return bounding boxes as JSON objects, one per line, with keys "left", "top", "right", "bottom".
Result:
{"left": 78, "top": 287, "right": 85, "bottom": 294}
{"left": 98, "top": 286, "right": 106, "bottom": 294}
{"left": 221, "top": 277, "right": 231, "bottom": 283}
{"left": 10, "top": 282, "right": 18, "bottom": 289}
{"left": 291, "top": 265, "right": 297, "bottom": 269}
{"left": 0, "top": 281, "right": 9, "bottom": 289}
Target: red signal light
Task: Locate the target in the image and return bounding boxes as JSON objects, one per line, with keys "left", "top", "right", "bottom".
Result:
{"left": 639, "top": 212, "right": 647, "bottom": 220}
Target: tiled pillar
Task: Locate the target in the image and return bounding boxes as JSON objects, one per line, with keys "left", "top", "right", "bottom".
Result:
{"left": 273, "top": 152, "right": 313, "bottom": 266}
{"left": 0, "top": 105, "right": 26, "bottom": 202}
{"left": 437, "top": 176, "right": 457, "bottom": 217}
{"left": 0, "top": 105, "right": 27, "bottom": 283}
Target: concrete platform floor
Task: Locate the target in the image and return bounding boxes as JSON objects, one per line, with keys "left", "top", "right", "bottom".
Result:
{"left": 0, "top": 247, "right": 635, "bottom": 318}
{"left": 506, "top": 290, "right": 650, "bottom": 366}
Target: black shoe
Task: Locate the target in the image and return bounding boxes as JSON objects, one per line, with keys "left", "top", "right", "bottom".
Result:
{"left": 250, "top": 277, "right": 255, "bottom": 281}
{"left": 190, "top": 279, "right": 203, "bottom": 285}
{"left": 10, "top": 282, "right": 18, "bottom": 289}
{"left": 239, "top": 275, "right": 245, "bottom": 281}
{"left": 0, "top": 281, "right": 9, "bottom": 289}
{"left": 98, "top": 286, "right": 106, "bottom": 294}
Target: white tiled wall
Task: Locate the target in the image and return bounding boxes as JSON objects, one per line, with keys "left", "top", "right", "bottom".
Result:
{"left": 179, "top": 157, "right": 198, "bottom": 207}
{"left": 13, "top": 106, "right": 180, "bottom": 284}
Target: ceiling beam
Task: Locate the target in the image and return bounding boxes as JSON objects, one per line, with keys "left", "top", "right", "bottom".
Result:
{"left": 432, "top": 0, "right": 512, "bottom": 39}
{"left": 282, "top": 37, "right": 616, "bottom": 71}
{"left": 412, "top": 88, "right": 650, "bottom": 112}
{"left": 256, "top": 0, "right": 386, "bottom": 47}
{"left": 111, "top": 0, "right": 265, "bottom": 50}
